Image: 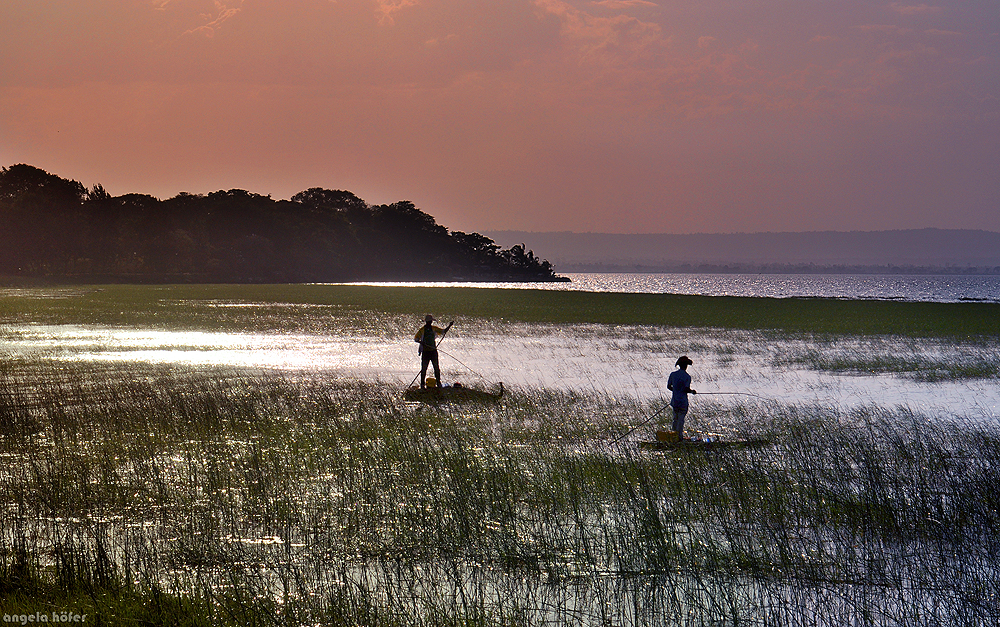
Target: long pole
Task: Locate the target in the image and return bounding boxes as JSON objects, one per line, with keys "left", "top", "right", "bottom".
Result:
{"left": 696, "top": 392, "right": 767, "bottom": 399}
{"left": 611, "top": 402, "right": 672, "bottom": 445}
{"left": 612, "top": 391, "right": 768, "bottom": 445}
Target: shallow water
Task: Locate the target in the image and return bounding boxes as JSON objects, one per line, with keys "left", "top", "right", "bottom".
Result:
{"left": 3, "top": 291, "right": 997, "bottom": 626}
{"left": 3, "top": 315, "right": 997, "bottom": 426}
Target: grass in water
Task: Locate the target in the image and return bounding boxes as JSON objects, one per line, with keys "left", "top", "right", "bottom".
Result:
{"left": 776, "top": 340, "right": 1000, "bottom": 381}
{"left": 1, "top": 284, "right": 997, "bottom": 625}
{"left": 1, "top": 284, "right": 998, "bottom": 338}
{"left": 2, "top": 361, "right": 998, "bottom": 626}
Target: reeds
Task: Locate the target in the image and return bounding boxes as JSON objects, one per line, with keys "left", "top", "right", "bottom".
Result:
{"left": 776, "top": 340, "right": 1000, "bottom": 381}
{"left": 2, "top": 359, "right": 998, "bottom": 626}
{"left": 2, "top": 284, "right": 998, "bottom": 337}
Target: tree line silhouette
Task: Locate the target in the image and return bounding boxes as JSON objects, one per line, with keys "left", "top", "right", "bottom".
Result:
{"left": 0, "top": 164, "right": 562, "bottom": 283}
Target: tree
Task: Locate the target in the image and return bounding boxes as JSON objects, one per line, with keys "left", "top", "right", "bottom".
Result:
{"left": 86, "top": 184, "right": 112, "bottom": 202}
{"left": 451, "top": 231, "right": 500, "bottom": 258}
{"left": 0, "top": 163, "right": 564, "bottom": 282}
{"left": 291, "top": 188, "right": 367, "bottom": 214}
{"left": 0, "top": 164, "right": 86, "bottom": 205}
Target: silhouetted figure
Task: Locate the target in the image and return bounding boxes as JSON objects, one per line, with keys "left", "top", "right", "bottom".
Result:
{"left": 414, "top": 314, "right": 453, "bottom": 389}
{"left": 667, "top": 355, "right": 697, "bottom": 439}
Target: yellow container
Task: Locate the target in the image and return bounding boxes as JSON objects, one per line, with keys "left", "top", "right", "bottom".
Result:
{"left": 656, "top": 430, "right": 679, "bottom": 443}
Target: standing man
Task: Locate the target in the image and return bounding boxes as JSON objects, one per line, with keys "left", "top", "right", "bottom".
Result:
{"left": 414, "top": 314, "right": 453, "bottom": 389}
{"left": 667, "top": 355, "right": 697, "bottom": 439}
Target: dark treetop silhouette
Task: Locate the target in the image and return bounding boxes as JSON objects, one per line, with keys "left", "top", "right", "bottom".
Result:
{"left": 0, "top": 164, "right": 563, "bottom": 283}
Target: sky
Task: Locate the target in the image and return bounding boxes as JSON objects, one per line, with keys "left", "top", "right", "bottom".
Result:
{"left": 2, "top": 0, "right": 998, "bottom": 234}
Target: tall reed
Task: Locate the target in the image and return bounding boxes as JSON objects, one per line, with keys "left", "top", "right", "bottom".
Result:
{"left": 2, "top": 360, "right": 998, "bottom": 625}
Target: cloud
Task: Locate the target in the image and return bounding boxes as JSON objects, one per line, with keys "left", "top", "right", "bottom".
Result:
{"left": 375, "top": 0, "right": 420, "bottom": 26}
{"left": 3, "top": 0, "right": 998, "bottom": 234}
{"left": 2, "top": 0, "right": 983, "bottom": 117}
{"left": 181, "top": 1, "right": 244, "bottom": 38}
{"left": 889, "top": 3, "right": 942, "bottom": 16}
{"left": 424, "top": 33, "right": 459, "bottom": 48}
{"left": 534, "top": 0, "right": 667, "bottom": 66}
{"left": 590, "top": 0, "right": 658, "bottom": 8}
{"left": 856, "top": 24, "right": 911, "bottom": 35}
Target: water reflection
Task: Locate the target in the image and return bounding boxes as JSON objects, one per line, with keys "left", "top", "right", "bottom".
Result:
{"left": 334, "top": 272, "right": 1000, "bottom": 303}
{"left": 2, "top": 324, "right": 400, "bottom": 371}
{"left": 2, "top": 321, "right": 997, "bottom": 424}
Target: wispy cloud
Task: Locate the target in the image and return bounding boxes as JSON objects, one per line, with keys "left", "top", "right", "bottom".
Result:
{"left": 375, "top": 0, "right": 420, "bottom": 25}
{"left": 151, "top": 1, "right": 245, "bottom": 38}
{"left": 185, "top": 3, "right": 243, "bottom": 38}
{"left": 889, "top": 3, "right": 942, "bottom": 16}
{"left": 591, "top": 0, "right": 658, "bottom": 8}
{"left": 534, "top": 0, "right": 666, "bottom": 66}
{"left": 856, "top": 24, "right": 911, "bottom": 35}
{"left": 2, "top": 0, "right": 997, "bottom": 234}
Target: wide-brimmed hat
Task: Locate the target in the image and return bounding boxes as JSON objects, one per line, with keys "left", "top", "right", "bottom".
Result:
{"left": 424, "top": 314, "right": 434, "bottom": 322}
{"left": 675, "top": 355, "right": 693, "bottom": 367}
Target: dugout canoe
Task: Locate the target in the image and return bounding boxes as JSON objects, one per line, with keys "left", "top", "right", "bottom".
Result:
{"left": 404, "top": 382, "right": 504, "bottom": 404}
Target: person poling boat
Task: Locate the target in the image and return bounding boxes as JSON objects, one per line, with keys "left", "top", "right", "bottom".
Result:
{"left": 665, "top": 355, "right": 697, "bottom": 440}
{"left": 414, "top": 314, "right": 453, "bottom": 389}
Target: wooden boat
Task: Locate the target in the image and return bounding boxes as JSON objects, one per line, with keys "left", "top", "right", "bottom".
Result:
{"left": 404, "top": 382, "right": 504, "bottom": 404}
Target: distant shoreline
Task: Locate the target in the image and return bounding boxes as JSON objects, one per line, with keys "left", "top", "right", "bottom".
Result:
{"left": 485, "top": 228, "right": 1000, "bottom": 273}
{"left": 558, "top": 264, "right": 1000, "bottom": 275}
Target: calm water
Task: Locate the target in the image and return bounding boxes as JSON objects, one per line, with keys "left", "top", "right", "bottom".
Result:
{"left": 1, "top": 282, "right": 998, "bottom": 426}
{"left": 3, "top": 314, "right": 997, "bottom": 426}
{"left": 340, "top": 272, "right": 1000, "bottom": 303}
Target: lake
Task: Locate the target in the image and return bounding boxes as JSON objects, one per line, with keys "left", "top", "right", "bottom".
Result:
{"left": 338, "top": 272, "right": 1000, "bottom": 303}
{"left": 2, "top": 282, "right": 996, "bottom": 426}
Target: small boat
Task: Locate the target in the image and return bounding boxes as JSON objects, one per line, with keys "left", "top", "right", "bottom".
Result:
{"left": 404, "top": 382, "right": 504, "bottom": 404}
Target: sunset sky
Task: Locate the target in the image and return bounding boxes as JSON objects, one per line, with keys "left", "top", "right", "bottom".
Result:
{"left": 2, "top": 0, "right": 998, "bottom": 234}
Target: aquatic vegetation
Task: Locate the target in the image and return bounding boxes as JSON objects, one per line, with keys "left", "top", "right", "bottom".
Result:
{"left": 2, "top": 285, "right": 999, "bottom": 625}
{"left": 2, "top": 360, "right": 999, "bottom": 626}
{"left": 776, "top": 338, "right": 1000, "bottom": 381}
{"left": 1, "top": 284, "right": 999, "bottom": 337}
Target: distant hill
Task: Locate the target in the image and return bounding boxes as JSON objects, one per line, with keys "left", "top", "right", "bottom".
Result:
{"left": 484, "top": 230, "right": 1000, "bottom": 274}
{"left": 0, "top": 164, "right": 561, "bottom": 283}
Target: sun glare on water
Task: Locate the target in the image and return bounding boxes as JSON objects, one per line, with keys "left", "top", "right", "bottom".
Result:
{"left": 2, "top": 320, "right": 997, "bottom": 424}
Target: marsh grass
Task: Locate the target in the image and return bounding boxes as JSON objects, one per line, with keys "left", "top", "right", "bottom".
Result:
{"left": 1, "top": 284, "right": 998, "bottom": 624}
{"left": 2, "top": 360, "right": 999, "bottom": 626}
{"left": 2, "top": 284, "right": 999, "bottom": 337}
{"left": 778, "top": 348, "right": 1000, "bottom": 381}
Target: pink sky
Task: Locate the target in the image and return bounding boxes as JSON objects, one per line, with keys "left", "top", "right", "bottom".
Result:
{"left": 2, "top": 0, "right": 998, "bottom": 234}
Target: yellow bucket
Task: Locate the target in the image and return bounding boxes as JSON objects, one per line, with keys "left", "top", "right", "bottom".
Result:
{"left": 656, "top": 430, "right": 679, "bottom": 443}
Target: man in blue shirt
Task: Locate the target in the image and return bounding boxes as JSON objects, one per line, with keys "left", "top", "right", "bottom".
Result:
{"left": 667, "top": 355, "right": 697, "bottom": 439}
